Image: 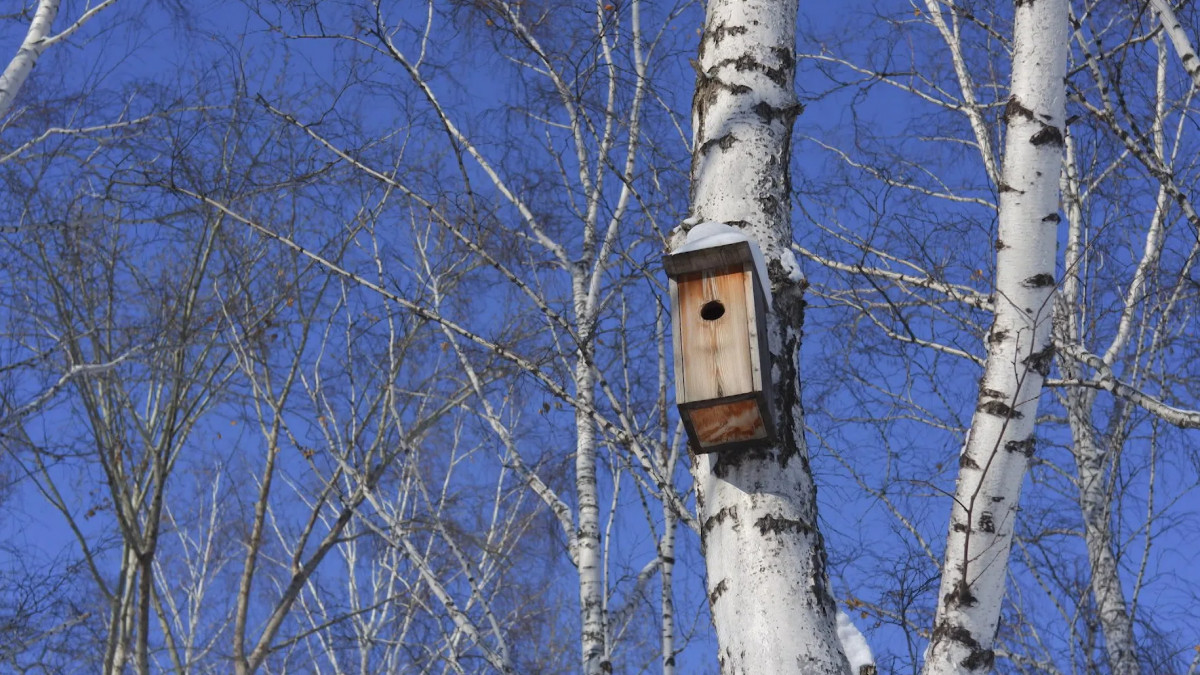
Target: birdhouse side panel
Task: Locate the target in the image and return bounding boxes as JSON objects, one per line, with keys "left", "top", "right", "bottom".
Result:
{"left": 675, "top": 265, "right": 755, "bottom": 404}
{"left": 742, "top": 261, "right": 769, "bottom": 393}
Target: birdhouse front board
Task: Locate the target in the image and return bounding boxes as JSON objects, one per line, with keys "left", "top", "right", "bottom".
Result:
{"left": 665, "top": 240, "right": 775, "bottom": 453}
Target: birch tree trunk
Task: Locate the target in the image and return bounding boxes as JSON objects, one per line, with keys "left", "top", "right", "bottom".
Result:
{"left": 0, "top": 0, "right": 118, "bottom": 121}
{"left": 573, "top": 318, "right": 606, "bottom": 675}
{"left": 924, "top": 1, "right": 1068, "bottom": 672}
{"left": 684, "top": 1, "right": 848, "bottom": 672}
{"left": 1066, "top": 401, "right": 1141, "bottom": 675}
{"left": 1048, "top": 60, "right": 1167, "bottom": 675}
{"left": 0, "top": 0, "right": 60, "bottom": 120}
{"left": 1148, "top": 0, "right": 1200, "bottom": 90}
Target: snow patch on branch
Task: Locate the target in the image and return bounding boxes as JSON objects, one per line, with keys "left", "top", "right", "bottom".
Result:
{"left": 675, "top": 221, "right": 773, "bottom": 303}
{"left": 836, "top": 610, "right": 875, "bottom": 673}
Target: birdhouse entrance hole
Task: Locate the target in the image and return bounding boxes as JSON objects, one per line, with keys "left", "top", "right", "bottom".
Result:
{"left": 700, "top": 300, "right": 725, "bottom": 321}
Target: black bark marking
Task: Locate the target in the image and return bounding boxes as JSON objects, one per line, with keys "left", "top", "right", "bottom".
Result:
{"left": 699, "top": 132, "right": 738, "bottom": 156}
{"left": 961, "top": 647, "right": 995, "bottom": 670}
{"left": 1023, "top": 344, "right": 1055, "bottom": 376}
{"left": 1030, "top": 125, "right": 1064, "bottom": 146}
{"left": 997, "top": 182, "right": 1021, "bottom": 193}
{"left": 711, "top": 440, "right": 772, "bottom": 478}
{"left": 995, "top": 238, "right": 1006, "bottom": 250}
{"left": 977, "top": 400, "right": 1023, "bottom": 419}
{"left": 758, "top": 192, "right": 784, "bottom": 226}
{"left": 772, "top": 269, "right": 807, "bottom": 471}
{"left": 754, "top": 514, "right": 811, "bottom": 536}
{"left": 720, "top": 54, "right": 789, "bottom": 87}
{"left": 709, "top": 577, "right": 729, "bottom": 605}
{"left": 702, "top": 506, "right": 738, "bottom": 534}
{"left": 979, "top": 387, "right": 1005, "bottom": 400}
{"left": 988, "top": 329, "right": 1009, "bottom": 344}
{"left": 707, "top": 22, "right": 747, "bottom": 47}
{"left": 1004, "top": 96, "right": 1035, "bottom": 122}
{"left": 932, "top": 620, "right": 994, "bottom": 671}
{"left": 952, "top": 521, "right": 968, "bottom": 532}
{"left": 1022, "top": 273, "right": 1055, "bottom": 288}
{"left": 771, "top": 46, "right": 795, "bottom": 73}
{"left": 689, "top": 66, "right": 721, "bottom": 197}
{"left": 768, "top": 257, "right": 807, "bottom": 292}
{"left": 809, "top": 543, "right": 838, "bottom": 612}
{"left": 752, "top": 101, "right": 774, "bottom": 124}
{"left": 959, "top": 453, "right": 980, "bottom": 470}
{"left": 752, "top": 101, "right": 804, "bottom": 125}
{"left": 1005, "top": 437, "right": 1036, "bottom": 457}
{"left": 990, "top": 495, "right": 1006, "bottom": 502}
{"left": 932, "top": 622, "right": 976, "bottom": 646}
{"left": 978, "top": 512, "right": 995, "bottom": 533}
{"left": 1042, "top": 212, "right": 1062, "bottom": 223}
{"left": 943, "top": 578, "right": 978, "bottom": 608}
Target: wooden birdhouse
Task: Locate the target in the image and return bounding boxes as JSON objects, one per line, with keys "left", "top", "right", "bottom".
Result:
{"left": 665, "top": 237, "right": 775, "bottom": 453}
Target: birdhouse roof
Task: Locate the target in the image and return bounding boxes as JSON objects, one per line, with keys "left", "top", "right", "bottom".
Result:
{"left": 665, "top": 222, "right": 772, "bottom": 303}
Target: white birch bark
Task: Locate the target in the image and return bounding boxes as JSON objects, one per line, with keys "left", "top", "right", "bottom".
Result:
{"left": 660, "top": 507, "right": 678, "bottom": 675}
{"left": 685, "top": 1, "right": 848, "bottom": 672}
{"left": 924, "top": 1, "right": 1068, "bottom": 672}
{"left": 1048, "top": 51, "right": 1167, "bottom": 675}
{"left": 573, "top": 308, "right": 607, "bottom": 675}
{"left": 1068, "top": 405, "right": 1141, "bottom": 675}
{"left": 1148, "top": 0, "right": 1200, "bottom": 90}
{"left": 0, "top": 0, "right": 59, "bottom": 122}
{"left": 0, "top": 0, "right": 117, "bottom": 122}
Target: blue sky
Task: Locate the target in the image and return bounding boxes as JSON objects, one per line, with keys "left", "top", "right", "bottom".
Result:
{"left": 1, "top": 0, "right": 1198, "bottom": 673}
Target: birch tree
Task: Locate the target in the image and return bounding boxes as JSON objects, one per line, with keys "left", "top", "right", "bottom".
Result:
{"left": 679, "top": 0, "right": 848, "bottom": 672}
{"left": 796, "top": 0, "right": 1200, "bottom": 671}
{"left": 0, "top": 136, "right": 241, "bottom": 672}
{"left": 923, "top": 0, "right": 1069, "bottom": 671}
{"left": 0, "top": 0, "right": 119, "bottom": 122}
{"left": 6, "top": 0, "right": 1200, "bottom": 673}
{"left": 175, "top": 1, "right": 707, "bottom": 672}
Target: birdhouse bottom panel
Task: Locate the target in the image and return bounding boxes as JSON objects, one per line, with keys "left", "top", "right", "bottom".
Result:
{"left": 685, "top": 396, "right": 770, "bottom": 453}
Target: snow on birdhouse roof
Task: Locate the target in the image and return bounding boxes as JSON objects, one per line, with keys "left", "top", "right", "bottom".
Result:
{"left": 671, "top": 222, "right": 773, "bottom": 304}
